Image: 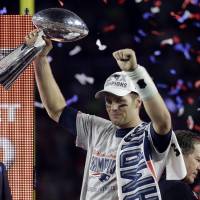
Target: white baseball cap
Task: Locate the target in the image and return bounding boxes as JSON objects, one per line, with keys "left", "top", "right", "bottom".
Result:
{"left": 95, "top": 71, "right": 138, "bottom": 99}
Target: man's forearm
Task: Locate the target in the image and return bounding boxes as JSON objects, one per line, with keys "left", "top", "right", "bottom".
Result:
{"left": 34, "top": 56, "right": 66, "bottom": 122}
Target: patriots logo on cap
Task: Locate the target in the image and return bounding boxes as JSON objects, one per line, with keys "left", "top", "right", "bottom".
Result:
{"left": 112, "top": 74, "right": 121, "bottom": 80}
{"left": 105, "top": 73, "right": 127, "bottom": 88}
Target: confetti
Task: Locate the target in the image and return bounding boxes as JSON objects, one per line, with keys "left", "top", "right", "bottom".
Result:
{"left": 96, "top": 39, "right": 107, "bottom": 51}
{"left": 75, "top": 73, "right": 95, "bottom": 85}
{"left": 117, "top": 0, "right": 126, "bottom": 5}
{"left": 138, "top": 29, "right": 147, "bottom": 37}
{"left": 165, "top": 98, "right": 177, "bottom": 113}
{"left": 34, "top": 101, "right": 44, "bottom": 109}
{"left": 187, "top": 115, "right": 194, "bottom": 129}
{"left": 151, "top": 7, "right": 160, "bottom": 14}
{"left": 66, "top": 95, "right": 78, "bottom": 106}
{"left": 133, "top": 35, "right": 141, "bottom": 43}
{"left": 135, "top": 0, "right": 143, "bottom": 3}
{"left": 177, "top": 107, "right": 185, "bottom": 116}
{"left": 174, "top": 43, "right": 191, "bottom": 60}
{"left": 58, "top": 0, "right": 64, "bottom": 7}
{"left": 177, "top": 10, "right": 191, "bottom": 23}
{"left": 169, "top": 69, "right": 177, "bottom": 75}
{"left": 143, "top": 12, "right": 154, "bottom": 19}
{"left": 161, "top": 38, "right": 174, "bottom": 45}
{"left": 57, "top": 43, "right": 63, "bottom": 48}
{"left": 102, "top": 24, "right": 116, "bottom": 32}
{"left": 47, "top": 56, "right": 53, "bottom": 63}
{"left": 194, "top": 80, "right": 200, "bottom": 88}
{"left": 0, "top": 7, "right": 7, "bottom": 14}
{"left": 69, "top": 46, "right": 82, "bottom": 56}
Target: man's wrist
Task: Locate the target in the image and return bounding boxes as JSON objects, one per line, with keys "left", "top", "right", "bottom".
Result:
{"left": 125, "top": 65, "right": 159, "bottom": 100}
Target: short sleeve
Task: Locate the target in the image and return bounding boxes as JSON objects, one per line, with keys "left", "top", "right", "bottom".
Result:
{"left": 76, "top": 112, "right": 113, "bottom": 150}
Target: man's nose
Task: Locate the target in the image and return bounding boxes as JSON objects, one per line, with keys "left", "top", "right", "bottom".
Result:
{"left": 110, "top": 102, "right": 119, "bottom": 110}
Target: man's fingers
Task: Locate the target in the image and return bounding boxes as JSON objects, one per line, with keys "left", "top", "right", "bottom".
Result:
{"left": 113, "top": 50, "right": 122, "bottom": 60}
{"left": 113, "top": 49, "right": 133, "bottom": 59}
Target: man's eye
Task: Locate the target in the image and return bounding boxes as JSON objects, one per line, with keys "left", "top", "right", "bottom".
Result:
{"left": 105, "top": 102, "right": 111, "bottom": 106}
{"left": 119, "top": 104, "right": 127, "bottom": 108}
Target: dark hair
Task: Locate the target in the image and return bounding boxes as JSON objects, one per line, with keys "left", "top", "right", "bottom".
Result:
{"left": 175, "top": 130, "right": 200, "bottom": 155}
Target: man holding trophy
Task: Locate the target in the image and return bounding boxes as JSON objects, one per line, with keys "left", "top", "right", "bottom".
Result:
{"left": 23, "top": 7, "right": 187, "bottom": 200}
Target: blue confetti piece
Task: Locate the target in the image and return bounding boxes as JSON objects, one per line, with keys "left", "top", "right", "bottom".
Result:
{"left": 187, "top": 81, "right": 193, "bottom": 88}
{"left": 165, "top": 98, "right": 177, "bottom": 113}
{"left": 174, "top": 43, "right": 191, "bottom": 60}
{"left": 133, "top": 36, "right": 141, "bottom": 43}
{"left": 0, "top": 7, "right": 7, "bottom": 14}
{"left": 57, "top": 43, "right": 63, "bottom": 48}
{"left": 66, "top": 95, "right": 78, "bottom": 106}
{"left": 176, "top": 96, "right": 183, "bottom": 109}
{"left": 191, "top": 0, "right": 199, "bottom": 5}
{"left": 154, "top": 50, "right": 161, "bottom": 56}
{"left": 168, "top": 87, "right": 180, "bottom": 96}
{"left": 193, "top": 22, "right": 200, "bottom": 28}
{"left": 157, "top": 83, "right": 168, "bottom": 89}
{"left": 143, "top": 12, "right": 153, "bottom": 20}
{"left": 169, "top": 68, "right": 177, "bottom": 75}
{"left": 149, "top": 55, "right": 157, "bottom": 63}
{"left": 138, "top": 29, "right": 147, "bottom": 37}
{"left": 177, "top": 10, "right": 190, "bottom": 23}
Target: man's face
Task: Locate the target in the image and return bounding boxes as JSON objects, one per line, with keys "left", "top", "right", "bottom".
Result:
{"left": 184, "top": 143, "right": 200, "bottom": 184}
{"left": 105, "top": 93, "right": 140, "bottom": 128}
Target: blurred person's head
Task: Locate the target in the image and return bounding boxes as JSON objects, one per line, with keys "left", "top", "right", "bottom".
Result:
{"left": 175, "top": 130, "right": 200, "bottom": 184}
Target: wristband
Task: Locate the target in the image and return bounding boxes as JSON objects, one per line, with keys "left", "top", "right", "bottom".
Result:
{"left": 125, "top": 65, "right": 158, "bottom": 100}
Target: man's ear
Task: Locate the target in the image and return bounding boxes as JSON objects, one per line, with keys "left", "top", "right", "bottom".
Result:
{"left": 135, "top": 96, "right": 142, "bottom": 109}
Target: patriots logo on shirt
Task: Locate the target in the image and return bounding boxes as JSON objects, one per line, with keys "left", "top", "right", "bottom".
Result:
{"left": 89, "top": 154, "right": 116, "bottom": 182}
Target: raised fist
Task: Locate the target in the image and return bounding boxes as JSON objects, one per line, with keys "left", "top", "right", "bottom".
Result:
{"left": 112, "top": 49, "right": 138, "bottom": 72}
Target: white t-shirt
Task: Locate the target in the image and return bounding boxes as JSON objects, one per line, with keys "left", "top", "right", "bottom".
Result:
{"left": 75, "top": 112, "right": 186, "bottom": 200}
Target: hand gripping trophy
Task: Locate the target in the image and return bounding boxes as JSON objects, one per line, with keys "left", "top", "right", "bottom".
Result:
{"left": 0, "top": 8, "right": 89, "bottom": 89}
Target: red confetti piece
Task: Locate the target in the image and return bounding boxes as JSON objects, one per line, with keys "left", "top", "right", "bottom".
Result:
{"left": 103, "top": 24, "right": 116, "bottom": 32}
{"left": 179, "top": 24, "right": 187, "bottom": 29}
{"left": 172, "top": 35, "right": 181, "bottom": 44}
{"left": 58, "top": 0, "right": 64, "bottom": 6}
{"left": 187, "top": 97, "right": 195, "bottom": 105}
{"left": 117, "top": 0, "right": 126, "bottom": 4}
{"left": 182, "top": 0, "right": 192, "bottom": 9}
{"left": 151, "top": 30, "right": 164, "bottom": 36}
{"left": 194, "top": 80, "right": 200, "bottom": 88}
{"left": 154, "top": 0, "right": 162, "bottom": 7}
{"left": 190, "top": 13, "right": 200, "bottom": 20}
{"left": 102, "top": 0, "right": 108, "bottom": 4}
{"left": 194, "top": 124, "right": 200, "bottom": 132}
{"left": 196, "top": 55, "right": 200, "bottom": 64}
{"left": 170, "top": 11, "right": 181, "bottom": 20}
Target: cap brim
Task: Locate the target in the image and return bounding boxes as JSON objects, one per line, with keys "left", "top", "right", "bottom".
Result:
{"left": 95, "top": 88, "right": 131, "bottom": 99}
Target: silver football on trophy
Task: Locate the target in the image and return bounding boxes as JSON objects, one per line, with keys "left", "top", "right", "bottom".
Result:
{"left": 0, "top": 8, "right": 89, "bottom": 89}
{"left": 32, "top": 8, "right": 89, "bottom": 42}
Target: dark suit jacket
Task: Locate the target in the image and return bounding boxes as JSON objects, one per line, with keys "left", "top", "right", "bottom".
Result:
{"left": 0, "top": 163, "right": 12, "bottom": 200}
{"left": 159, "top": 179, "right": 197, "bottom": 200}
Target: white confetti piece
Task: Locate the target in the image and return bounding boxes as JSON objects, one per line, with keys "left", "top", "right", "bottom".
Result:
{"left": 151, "top": 7, "right": 160, "bottom": 14}
{"left": 96, "top": 39, "right": 107, "bottom": 51}
{"left": 69, "top": 45, "right": 82, "bottom": 56}
{"left": 161, "top": 38, "right": 174, "bottom": 45}
{"left": 75, "top": 73, "right": 95, "bottom": 85}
